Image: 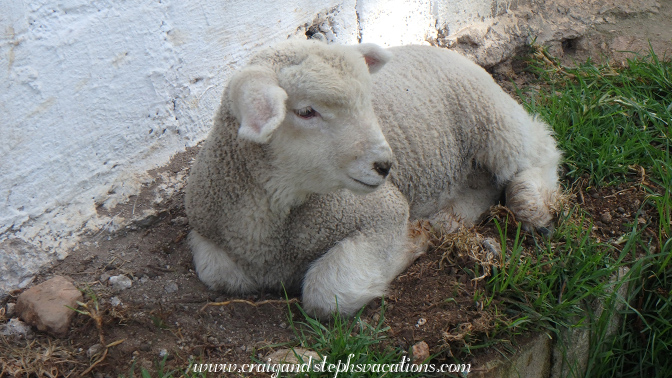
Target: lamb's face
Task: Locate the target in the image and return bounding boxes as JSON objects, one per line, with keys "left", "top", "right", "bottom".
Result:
{"left": 229, "top": 41, "right": 394, "bottom": 196}
{"left": 271, "top": 54, "right": 394, "bottom": 195}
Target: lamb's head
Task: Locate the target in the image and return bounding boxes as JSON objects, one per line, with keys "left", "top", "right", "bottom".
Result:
{"left": 227, "top": 40, "right": 393, "bottom": 198}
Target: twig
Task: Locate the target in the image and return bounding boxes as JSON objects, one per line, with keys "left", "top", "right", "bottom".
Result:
{"left": 199, "top": 298, "right": 299, "bottom": 312}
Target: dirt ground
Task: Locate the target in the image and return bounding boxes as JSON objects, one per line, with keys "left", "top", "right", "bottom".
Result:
{"left": 1, "top": 5, "right": 670, "bottom": 377}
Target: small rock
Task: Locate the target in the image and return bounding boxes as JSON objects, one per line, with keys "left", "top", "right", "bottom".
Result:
{"left": 616, "top": 207, "right": 626, "bottom": 214}
{"left": 416, "top": 317, "right": 427, "bottom": 327}
{"left": 110, "top": 296, "right": 122, "bottom": 307}
{"left": 140, "top": 343, "right": 151, "bottom": 352}
{"left": 5, "top": 303, "right": 16, "bottom": 317}
{"left": 0, "top": 318, "right": 33, "bottom": 338}
{"left": 192, "top": 346, "right": 204, "bottom": 356}
{"left": 15, "top": 276, "right": 83, "bottom": 337}
{"left": 412, "top": 341, "right": 430, "bottom": 364}
{"left": 87, "top": 343, "right": 104, "bottom": 358}
{"left": 171, "top": 216, "right": 189, "bottom": 226}
{"left": 265, "top": 348, "right": 322, "bottom": 365}
{"left": 109, "top": 275, "right": 132, "bottom": 291}
{"left": 278, "top": 322, "right": 288, "bottom": 329}
{"left": 99, "top": 273, "right": 110, "bottom": 282}
{"left": 164, "top": 282, "right": 179, "bottom": 294}
{"left": 599, "top": 212, "right": 612, "bottom": 224}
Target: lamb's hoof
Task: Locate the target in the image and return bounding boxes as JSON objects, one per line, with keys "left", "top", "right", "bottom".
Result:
{"left": 408, "top": 220, "right": 431, "bottom": 258}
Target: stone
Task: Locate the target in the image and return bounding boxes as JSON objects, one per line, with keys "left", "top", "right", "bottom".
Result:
{"left": 265, "top": 348, "right": 322, "bottom": 365}
{"left": 164, "top": 281, "right": 178, "bottom": 294}
{"left": 109, "top": 275, "right": 132, "bottom": 291}
{"left": 0, "top": 318, "right": 34, "bottom": 338}
{"left": 110, "top": 296, "right": 122, "bottom": 307}
{"left": 15, "top": 276, "right": 83, "bottom": 337}
{"left": 599, "top": 212, "right": 612, "bottom": 224}
{"left": 469, "top": 333, "right": 552, "bottom": 378}
{"left": 170, "top": 216, "right": 189, "bottom": 226}
{"left": 412, "top": 341, "right": 430, "bottom": 364}
{"left": 87, "top": 343, "right": 104, "bottom": 358}
{"left": 5, "top": 302, "right": 16, "bottom": 317}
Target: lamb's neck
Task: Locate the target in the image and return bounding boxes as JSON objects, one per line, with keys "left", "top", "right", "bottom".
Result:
{"left": 230, "top": 141, "right": 309, "bottom": 218}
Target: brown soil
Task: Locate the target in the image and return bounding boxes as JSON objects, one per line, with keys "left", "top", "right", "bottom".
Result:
{"left": 2, "top": 175, "right": 658, "bottom": 377}
{"left": 2, "top": 9, "right": 670, "bottom": 377}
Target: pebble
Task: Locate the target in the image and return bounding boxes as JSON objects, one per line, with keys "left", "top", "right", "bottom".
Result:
{"left": 599, "top": 212, "right": 612, "bottom": 224}
{"left": 5, "top": 303, "right": 16, "bottom": 317}
{"left": 171, "top": 216, "right": 189, "bottom": 226}
{"left": 87, "top": 343, "right": 104, "bottom": 358}
{"left": 140, "top": 343, "right": 151, "bottom": 352}
{"left": 0, "top": 318, "right": 33, "bottom": 338}
{"left": 164, "top": 282, "right": 179, "bottom": 294}
{"left": 412, "top": 341, "right": 430, "bottom": 364}
{"left": 109, "top": 275, "right": 133, "bottom": 291}
{"left": 110, "top": 296, "right": 122, "bottom": 307}
{"left": 192, "top": 346, "right": 204, "bottom": 356}
{"left": 616, "top": 207, "right": 626, "bottom": 214}
{"left": 265, "top": 348, "right": 322, "bottom": 365}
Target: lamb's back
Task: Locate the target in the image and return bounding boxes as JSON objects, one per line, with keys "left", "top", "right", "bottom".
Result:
{"left": 372, "top": 45, "right": 527, "bottom": 218}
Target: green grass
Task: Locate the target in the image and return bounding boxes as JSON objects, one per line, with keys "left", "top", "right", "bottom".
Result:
{"left": 257, "top": 301, "right": 429, "bottom": 378}
{"left": 520, "top": 46, "right": 671, "bottom": 186}
{"left": 504, "top": 46, "right": 672, "bottom": 377}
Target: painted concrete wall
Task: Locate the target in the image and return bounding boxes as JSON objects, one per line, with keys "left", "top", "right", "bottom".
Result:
{"left": 0, "top": 0, "right": 516, "bottom": 297}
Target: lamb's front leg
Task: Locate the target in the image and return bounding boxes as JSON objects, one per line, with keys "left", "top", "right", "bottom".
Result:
{"left": 188, "top": 230, "right": 257, "bottom": 293}
{"left": 505, "top": 166, "right": 559, "bottom": 234}
{"left": 302, "top": 222, "right": 428, "bottom": 319}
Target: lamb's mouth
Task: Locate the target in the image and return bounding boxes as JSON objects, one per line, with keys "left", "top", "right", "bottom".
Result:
{"left": 349, "top": 177, "right": 381, "bottom": 190}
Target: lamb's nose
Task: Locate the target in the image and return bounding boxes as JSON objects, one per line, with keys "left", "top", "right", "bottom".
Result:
{"left": 373, "top": 161, "right": 392, "bottom": 178}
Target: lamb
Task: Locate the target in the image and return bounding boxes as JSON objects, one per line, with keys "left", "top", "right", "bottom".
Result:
{"left": 185, "top": 39, "right": 561, "bottom": 318}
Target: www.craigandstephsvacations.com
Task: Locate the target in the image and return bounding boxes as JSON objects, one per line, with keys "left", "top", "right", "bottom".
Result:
{"left": 191, "top": 355, "right": 471, "bottom": 377}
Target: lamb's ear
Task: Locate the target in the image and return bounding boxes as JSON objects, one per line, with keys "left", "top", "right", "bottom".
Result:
{"left": 227, "top": 66, "right": 287, "bottom": 144}
{"left": 356, "top": 43, "right": 392, "bottom": 73}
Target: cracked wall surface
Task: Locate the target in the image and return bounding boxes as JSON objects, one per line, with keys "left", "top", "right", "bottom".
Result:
{"left": 0, "top": 0, "right": 661, "bottom": 298}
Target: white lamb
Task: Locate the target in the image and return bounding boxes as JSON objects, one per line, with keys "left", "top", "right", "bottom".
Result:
{"left": 185, "top": 39, "right": 561, "bottom": 318}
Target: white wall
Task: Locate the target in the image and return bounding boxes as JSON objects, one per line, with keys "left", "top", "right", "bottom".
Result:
{"left": 0, "top": 0, "right": 514, "bottom": 297}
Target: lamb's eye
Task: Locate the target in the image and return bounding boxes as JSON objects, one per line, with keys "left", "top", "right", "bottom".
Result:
{"left": 294, "top": 107, "right": 319, "bottom": 119}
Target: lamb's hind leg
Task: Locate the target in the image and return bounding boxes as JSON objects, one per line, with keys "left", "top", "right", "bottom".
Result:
{"left": 302, "top": 222, "right": 427, "bottom": 319}
{"left": 505, "top": 166, "right": 559, "bottom": 235}
{"left": 188, "top": 230, "right": 256, "bottom": 293}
